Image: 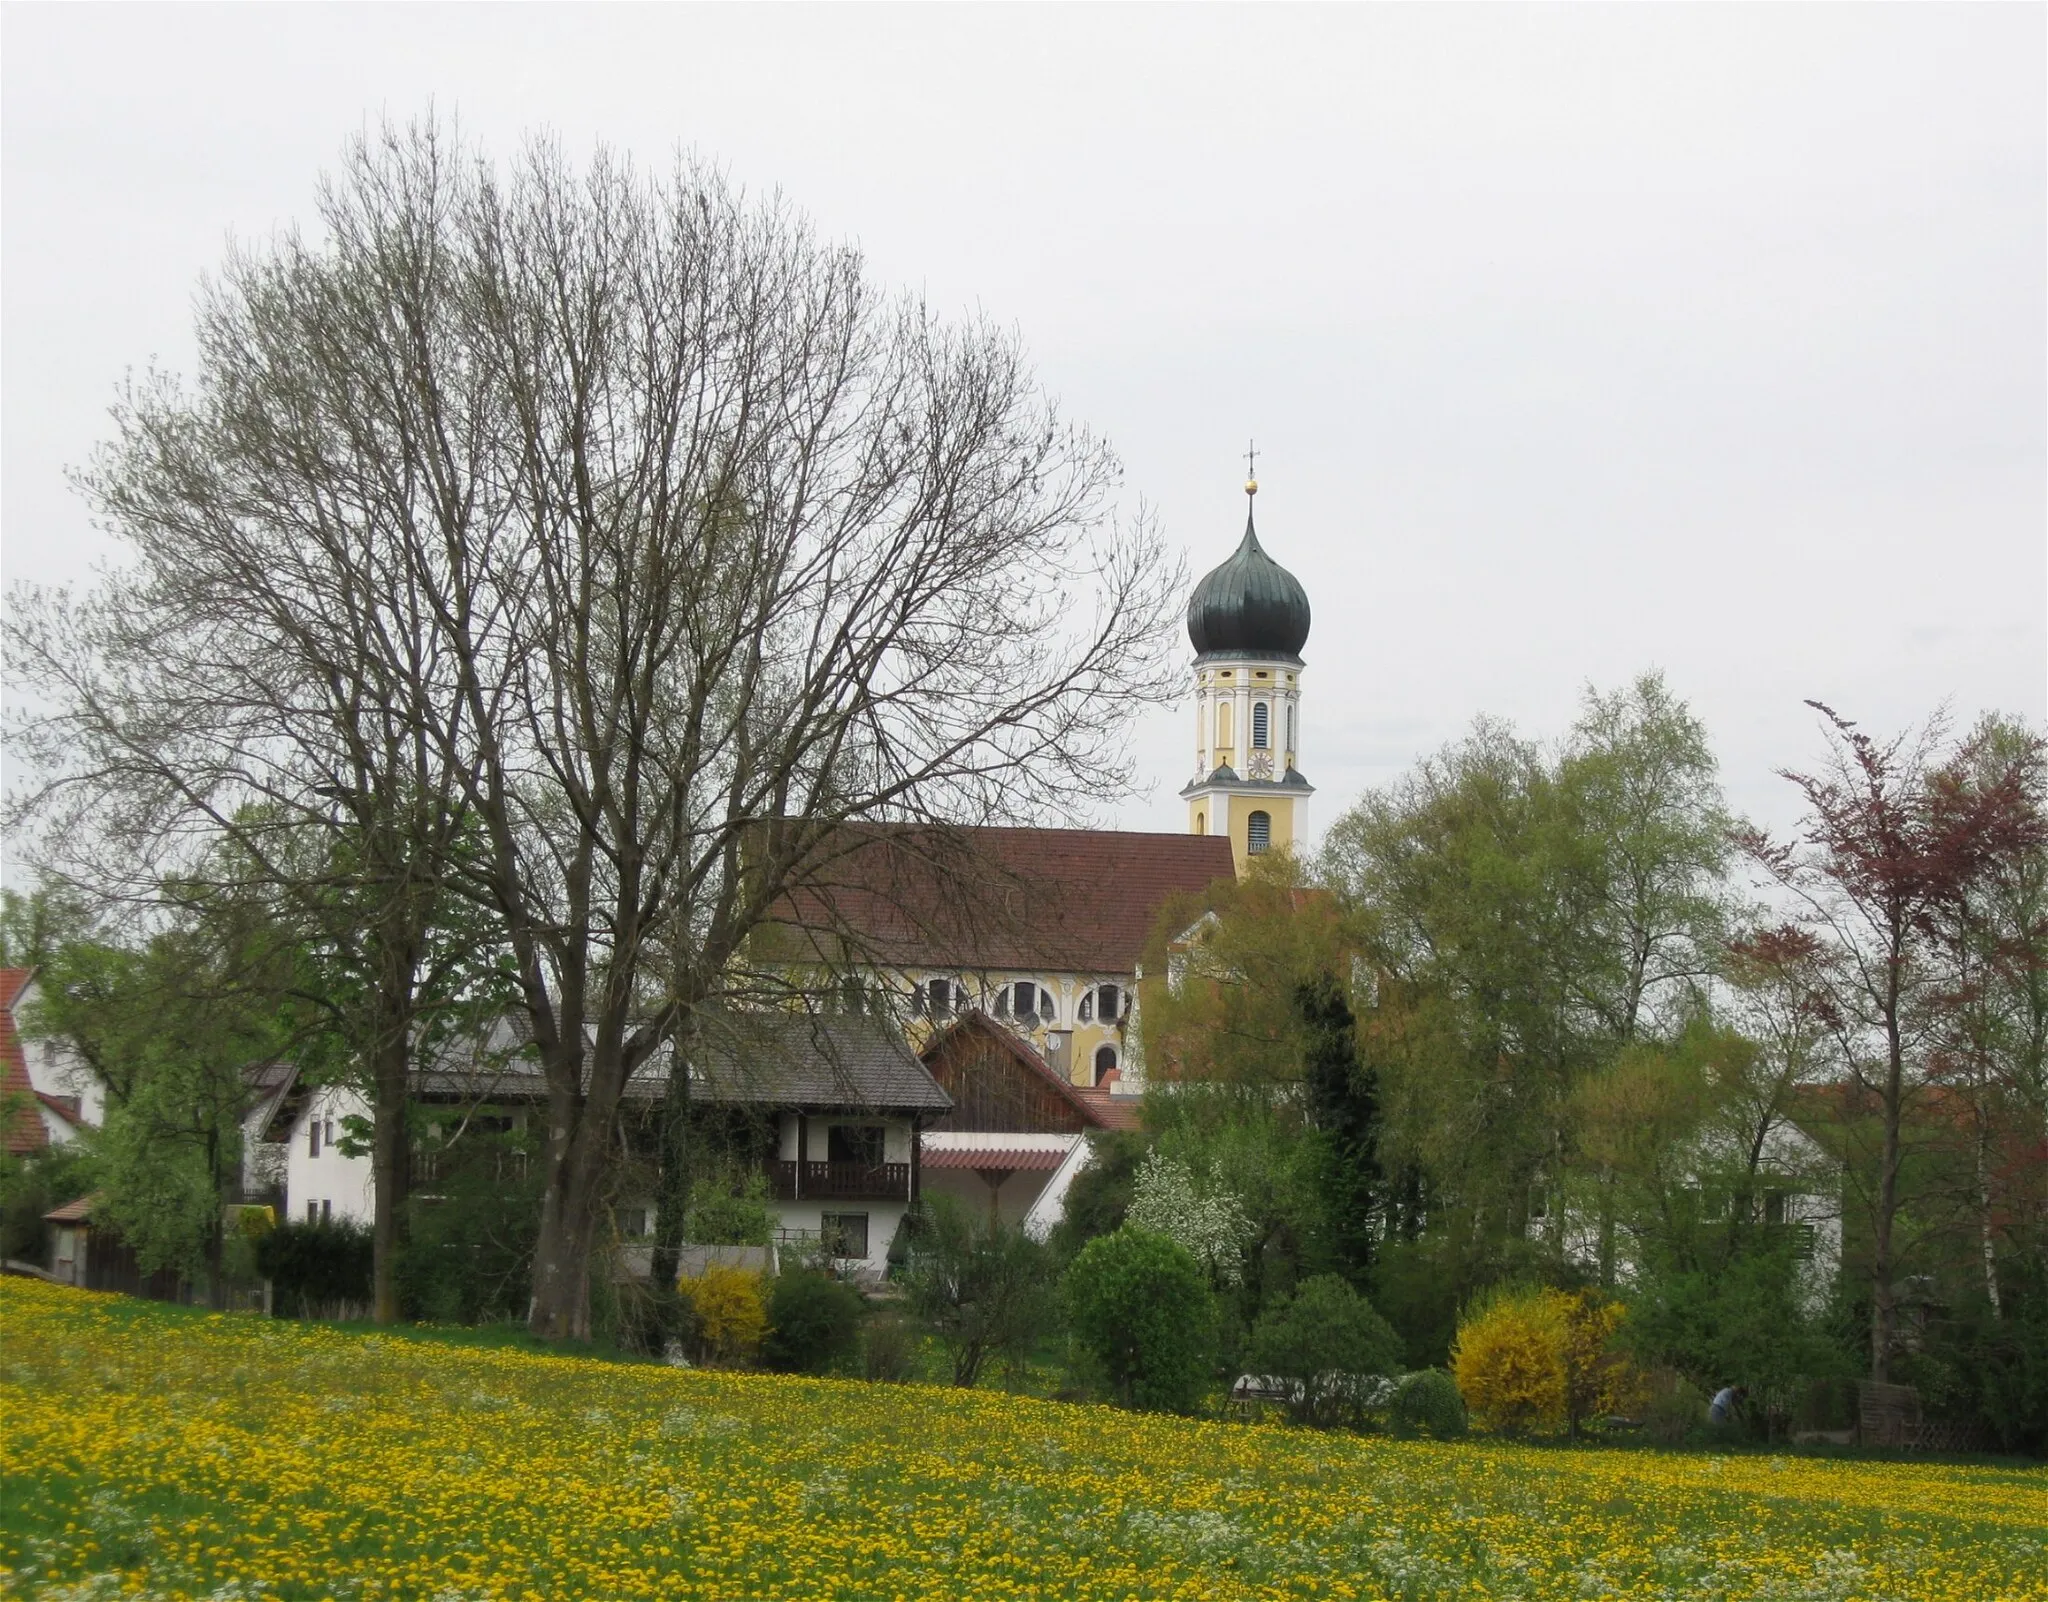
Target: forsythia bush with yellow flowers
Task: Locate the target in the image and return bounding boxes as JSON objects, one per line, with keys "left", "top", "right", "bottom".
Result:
{"left": 678, "top": 1264, "right": 767, "bottom": 1363}
{"left": 1453, "top": 1286, "right": 1641, "bottom": 1437}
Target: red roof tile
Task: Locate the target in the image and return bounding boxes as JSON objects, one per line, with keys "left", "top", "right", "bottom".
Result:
{"left": 770, "top": 826, "right": 1234, "bottom": 975}
{"left": 1, "top": 970, "right": 45, "bottom": 1156}
{"left": 44, "top": 1192, "right": 99, "bottom": 1224}
{"left": 921, "top": 1145, "right": 1070, "bottom": 1172}
{"left": 1071, "top": 1085, "right": 1145, "bottom": 1131}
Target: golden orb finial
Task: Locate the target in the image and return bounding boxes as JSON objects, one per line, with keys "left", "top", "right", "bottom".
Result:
{"left": 1245, "top": 476, "right": 1258, "bottom": 497}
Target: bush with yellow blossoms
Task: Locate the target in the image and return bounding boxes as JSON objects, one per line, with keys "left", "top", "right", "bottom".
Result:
{"left": 1453, "top": 1286, "right": 1640, "bottom": 1437}
{"left": 678, "top": 1263, "right": 767, "bottom": 1363}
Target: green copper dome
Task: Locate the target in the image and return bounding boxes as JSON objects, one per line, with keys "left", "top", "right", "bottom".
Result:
{"left": 1186, "top": 509, "right": 1310, "bottom": 660}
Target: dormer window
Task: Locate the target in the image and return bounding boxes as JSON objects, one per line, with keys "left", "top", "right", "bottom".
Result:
{"left": 1077, "top": 983, "right": 1127, "bottom": 1025}
{"left": 993, "top": 981, "right": 1057, "bottom": 1028}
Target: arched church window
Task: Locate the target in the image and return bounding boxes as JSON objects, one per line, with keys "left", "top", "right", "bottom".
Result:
{"left": 993, "top": 981, "right": 1057, "bottom": 1027}
{"left": 1247, "top": 810, "right": 1272, "bottom": 854}
{"left": 1077, "top": 982, "right": 1125, "bottom": 1024}
{"left": 919, "top": 977, "right": 968, "bottom": 1018}
{"left": 1216, "top": 701, "right": 1233, "bottom": 749}
{"left": 1194, "top": 811, "right": 1207, "bottom": 835}
{"left": 1252, "top": 702, "right": 1269, "bottom": 749}
{"left": 1093, "top": 1044, "right": 1119, "bottom": 1085}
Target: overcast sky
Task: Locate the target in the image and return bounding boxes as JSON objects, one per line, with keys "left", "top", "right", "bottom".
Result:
{"left": 5, "top": 4, "right": 2042, "bottom": 853}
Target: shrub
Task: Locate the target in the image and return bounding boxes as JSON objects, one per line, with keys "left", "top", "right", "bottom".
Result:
{"left": 902, "top": 1197, "right": 1054, "bottom": 1388}
{"left": 862, "top": 1311, "right": 919, "bottom": 1383}
{"left": 1048, "top": 1131, "right": 1150, "bottom": 1261}
{"left": 256, "top": 1219, "right": 374, "bottom": 1318}
{"left": 1062, "top": 1226, "right": 1215, "bottom": 1413}
{"left": 686, "top": 1166, "right": 775, "bottom": 1249}
{"left": 1246, "top": 1274, "right": 1403, "bottom": 1427}
{"left": 762, "top": 1269, "right": 865, "bottom": 1374}
{"left": 1389, "top": 1369, "right": 1468, "bottom": 1439}
{"left": 1640, "top": 1369, "right": 1707, "bottom": 1445}
{"left": 678, "top": 1264, "right": 766, "bottom": 1364}
{"left": 1452, "top": 1286, "right": 1637, "bottom": 1438}
{"left": 1452, "top": 1287, "right": 1565, "bottom": 1434}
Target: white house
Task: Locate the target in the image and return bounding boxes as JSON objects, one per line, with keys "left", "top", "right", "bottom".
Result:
{"left": 256, "top": 1010, "right": 955, "bottom": 1281}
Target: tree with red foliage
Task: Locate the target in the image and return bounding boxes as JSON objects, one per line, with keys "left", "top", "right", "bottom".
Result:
{"left": 1738, "top": 703, "right": 2045, "bottom": 1383}
{"left": 1923, "top": 716, "right": 2048, "bottom": 1319}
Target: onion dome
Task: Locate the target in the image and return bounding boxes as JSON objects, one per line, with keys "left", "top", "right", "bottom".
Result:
{"left": 1186, "top": 494, "right": 1311, "bottom": 660}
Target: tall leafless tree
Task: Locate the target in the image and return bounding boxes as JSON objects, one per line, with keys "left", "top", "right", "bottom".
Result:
{"left": 13, "top": 122, "right": 1180, "bottom": 1339}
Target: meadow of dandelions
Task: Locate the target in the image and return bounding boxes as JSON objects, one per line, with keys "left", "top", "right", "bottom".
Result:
{"left": 2, "top": 1278, "right": 2043, "bottom": 1601}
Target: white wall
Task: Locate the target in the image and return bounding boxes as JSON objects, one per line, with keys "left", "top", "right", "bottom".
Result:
{"left": 18, "top": 979, "right": 107, "bottom": 1127}
{"left": 283, "top": 1084, "right": 375, "bottom": 1226}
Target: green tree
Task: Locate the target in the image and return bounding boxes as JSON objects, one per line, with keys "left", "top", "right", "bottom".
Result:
{"left": 36, "top": 886, "right": 305, "bottom": 1303}
{"left": 902, "top": 1197, "right": 1055, "bottom": 1388}
{"left": 1062, "top": 1226, "right": 1216, "bottom": 1412}
{"left": 1246, "top": 1274, "right": 1402, "bottom": 1427}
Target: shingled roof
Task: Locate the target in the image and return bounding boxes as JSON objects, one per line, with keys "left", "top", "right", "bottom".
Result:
{"left": 767, "top": 826, "right": 1235, "bottom": 975}
{"left": 688, "top": 1012, "right": 951, "bottom": 1115}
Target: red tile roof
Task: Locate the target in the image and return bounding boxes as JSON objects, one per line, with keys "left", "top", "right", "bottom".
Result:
{"left": 44, "top": 1192, "right": 99, "bottom": 1224}
{"left": 769, "top": 826, "right": 1234, "bottom": 975}
{"left": 1, "top": 968, "right": 45, "bottom": 1156}
{"left": 921, "top": 1145, "right": 1070, "bottom": 1172}
{"left": 1071, "top": 1085, "right": 1145, "bottom": 1132}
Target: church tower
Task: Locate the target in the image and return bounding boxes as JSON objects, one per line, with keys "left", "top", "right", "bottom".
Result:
{"left": 1181, "top": 467, "right": 1314, "bottom": 871}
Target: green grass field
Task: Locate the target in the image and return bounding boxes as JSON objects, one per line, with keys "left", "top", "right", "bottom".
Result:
{"left": 2, "top": 1278, "right": 2043, "bottom": 1601}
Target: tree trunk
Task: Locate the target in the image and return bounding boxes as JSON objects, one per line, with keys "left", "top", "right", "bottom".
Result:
{"left": 1975, "top": 1115, "right": 2003, "bottom": 1317}
{"left": 527, "top": 1076, "right": 615, "bottom": 1342}
{"left": 369, "top": 1029, "right": 413, "bottom": 1325}
{"left": 1870, "top": 981, "right": 1905, "bottom": 1385}
{"left": 205, "top": 1126, "right": 228, "bottom": 1311}
{"left": 649, "top": 1010, "right": 698, "bottom": 1292}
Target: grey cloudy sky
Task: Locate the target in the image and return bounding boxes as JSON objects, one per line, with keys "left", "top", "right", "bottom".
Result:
{"left": 5, "top": 4, "right": 2042, "bottom": 849}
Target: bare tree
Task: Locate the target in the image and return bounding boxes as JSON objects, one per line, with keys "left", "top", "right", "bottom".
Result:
{"left": 17, "top": 121, "right": 1180, "bottom": 1339}
{"left": 1738, "top": 703, "right": 2042, "bottom": 1382}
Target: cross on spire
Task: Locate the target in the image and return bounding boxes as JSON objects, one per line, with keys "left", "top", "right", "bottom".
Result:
{"left": 1244, "top": 439, "right": 1259, "bottom": 497}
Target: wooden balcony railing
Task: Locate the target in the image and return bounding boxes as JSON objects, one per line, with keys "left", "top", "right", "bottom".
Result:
{"left": 765, "top": 1160, "right": 911, "bottom": 1201}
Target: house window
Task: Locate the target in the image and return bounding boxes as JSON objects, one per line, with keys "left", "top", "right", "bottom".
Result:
{"left": 325, "top": 1118, "right": 336, "bottom": 1150}
{"left": 321, "top": 1199, "right": 332, "bottom": 1223}
{"left": 1252, "top": 702, "right": 1269, "bottom": 749}
{"left": 1093, "top": 1045, "right": 1118, "bottom": 1085}
{"left": 309, "top": 1120, "right": 321, "bottom": 1158}
{"left": 618, "top": 1208, "right": 650, "bottom": 1240}
{"left": 306, "top": 1201, "right": 318, "bottom": 1223}
{"left": 1077, "top": 983, "right": 1124, "bottom": 1024}
{"left": 821, "top": 1212, "right": 869, "bottom": 1261}
{"left": 1246, "top": 810, "right": 1272, "bottom": 854}
{"left": 828, "top": 1123, "right": 886, "bottom": 1167}
{"left": 993, "top": 982, "right": 1056, "bottom": 1027}
{"left": 920, "top": 977, "right": 967, "bottom": 1018}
